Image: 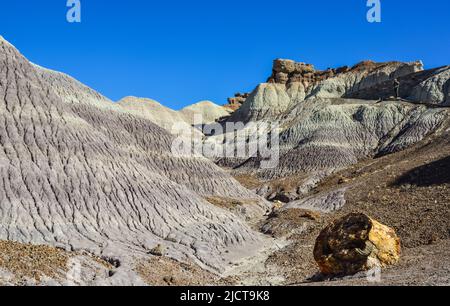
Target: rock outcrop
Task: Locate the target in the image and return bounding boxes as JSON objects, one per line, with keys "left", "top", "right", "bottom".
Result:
{"left": 230, "top": 59, "right": 425, "bottom": 123}
{"left": 267, "top": 59, "right": 423, "bottom": 96}
{"left": 409, "top": 66, "right": 450, "bottom": 106}
{"left": 226, "top": 93, "right": 249, "bottom": 111}
{"left": 348, "top": 65, "right": 450, "bottom": 106}
{"left": 314, "top": 213, "right": 401, "bottom": 276}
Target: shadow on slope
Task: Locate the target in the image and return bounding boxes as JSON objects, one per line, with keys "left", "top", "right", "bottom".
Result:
{"left": 394, "top": 156, "right": 450, "bottom": 187}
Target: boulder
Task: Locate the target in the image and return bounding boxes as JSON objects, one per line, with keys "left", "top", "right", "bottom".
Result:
{"left": 314, "top": 213, "right": 401, "bottom": 276}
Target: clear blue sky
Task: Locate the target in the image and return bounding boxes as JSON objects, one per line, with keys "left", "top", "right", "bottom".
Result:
{"left": 1, "top": 0, "right": 449, "bottom": 109}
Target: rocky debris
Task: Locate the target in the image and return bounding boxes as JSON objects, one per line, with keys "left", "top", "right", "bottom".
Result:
{"left": 0, "top": 240, "right": 69, "bottom": 283}
{"left": 135, "top": 257, "right": 235, "bottom": 286}
{"left": 264, "top": 201, "right": 285, "bottom": 218}
{"left": 0, "top": 36, "right": 269, "bottom": 276}
{"left": 261, "top": 209, "right": 321, "bottom": 238}
{"left": 268, "top": 193, "right": 292, "bottom": 204}
{"left": 0, "top": 240, "right": 115, "bottom": 285}
{"left": 243, "top": 172, "right": 331, "bottom": 203}
{"left": 314, "top": 213, "right": 401, "bottom": 276}
{"left": 235, "top": 119, "right": 450, "bottom": 286}
{"left": 205, "top": 196, "right": 263, "bottom": 221}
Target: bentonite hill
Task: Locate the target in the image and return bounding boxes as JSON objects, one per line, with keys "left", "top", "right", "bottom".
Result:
{"left": 0, "top": 36, "right": 449, "bottom": 285}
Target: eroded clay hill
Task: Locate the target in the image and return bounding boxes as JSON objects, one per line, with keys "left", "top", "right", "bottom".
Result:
{"left": 0, "top": 37, "right": 449, "bottom": 285}
{"left": 0, "top": 36, "right": 270, "bottom": 284}
{"left": 217, "top": 59, "right": 450, "bottom": 191}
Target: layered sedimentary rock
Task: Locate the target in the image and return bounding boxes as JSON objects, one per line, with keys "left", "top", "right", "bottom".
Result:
{"left": 268, "top": 59, "right": 423, "bottom": 94}
{"left": 232, "top": 59, "right": 425, "bottom": 123}
{"left": 309, "top": 60, "right": 423, "bottom": 100}
{"left": 1, "top": 35, "right": 449, "bottom": 285}
{"left": 219, "top": 97, "right": 447, "bottom": 180}
{"left": 408, "top": 66, "right": 450, "bottom": 106}
{"left": 314, "top": 213, "right": 401, "bottom": 276}
{"left": 221, "top": 58, "right": 449, "bottom": 181}
{"left": 348, "top": 65, "right": 450, "bottom": 106}
{"left": 0, "top": 36, "right": 268, "bottom": 282}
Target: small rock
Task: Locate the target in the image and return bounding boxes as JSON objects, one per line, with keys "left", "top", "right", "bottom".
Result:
{"left": 338, "top": 176, "right": 349, "bottom": 185}
{"left": 149, "top": 244, "right": 165, "bottom": 257}
{"left": 163, "top": 276, "right": 175, "bottom": 285}
{"left": 300, "top": 210, "right": 320, "bottom": 221}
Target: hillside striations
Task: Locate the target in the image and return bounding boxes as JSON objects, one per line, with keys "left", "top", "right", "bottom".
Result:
{"left": 0, "top": 36, "right": 270, "bottom": 284}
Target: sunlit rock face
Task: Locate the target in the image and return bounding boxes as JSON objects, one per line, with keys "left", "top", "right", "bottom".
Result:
{"left": 408, "top": 66, "right": 450, "bottom": 106}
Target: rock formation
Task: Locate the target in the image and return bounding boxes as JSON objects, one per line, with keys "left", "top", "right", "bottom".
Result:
{"left": 231, "top": 59, "right": 426, "bottom": 122}
{"left": 226, "top": 93, "right": 249, "bottom": 111}
{"left": 221, "top": 58, "right": 449, "bottom": 182}
{"left": 0, "top": 36, "right": 269, "bottom": 284}
{"left": 348, "top": 65, "right": 450, "bottom": 106}
{"left": 0, "top": 35, "right": 449, "bottom": 285}
{"left": 314, "top": 213, "right": 401, "bottom": 276}
{"left": 218, "top": 96, "right": 447, "bottom": 182}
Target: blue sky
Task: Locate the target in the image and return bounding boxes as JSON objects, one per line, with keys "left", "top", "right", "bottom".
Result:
{"left": 0, "top": 0, "right": 449, "bottom": 109}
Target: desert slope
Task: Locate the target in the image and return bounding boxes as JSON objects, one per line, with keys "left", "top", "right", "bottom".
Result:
{"left": 0, "top": 36, "right": 269, "bottom": 284}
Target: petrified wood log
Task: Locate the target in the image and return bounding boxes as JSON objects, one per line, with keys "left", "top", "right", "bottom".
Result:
{"left": 314, "top": 213, "right": 401, "bottom": 275}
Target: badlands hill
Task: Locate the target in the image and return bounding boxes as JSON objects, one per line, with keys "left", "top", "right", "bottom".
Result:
{"left": 219, "top": 60, "right": 449, "bottom": 186}
{"left": 118, "top": 97, "right": 230, "bottom": 132}
{"left": 180, "top": 101, "right": 232, "bottom": 124}
{"left": 0, "top": 36, "right": 269, "bottom": 285}
{"left": 0, "top": 36, "right": 449, "bottom": 285}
